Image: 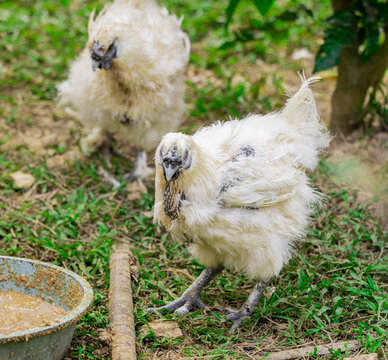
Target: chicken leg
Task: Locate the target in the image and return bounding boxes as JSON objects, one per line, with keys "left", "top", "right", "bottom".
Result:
{"left": 124, "top": 149, "right": 153, "bottom": 182}
{"left": 225, "top": 281, "right": 267, "bottom": 332}
{"left": 80, "top": 128, "right": 122, "bottom": 167}
{"left": 146, "top": 266, "right": 223, "bottom": 316}
{"left": 99, "top": 133, "right": 123, "bottom": 167}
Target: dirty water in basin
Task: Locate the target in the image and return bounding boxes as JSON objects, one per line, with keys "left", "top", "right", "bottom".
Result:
{"left": 0, "top": 290, "right": 67, "bottom": 335}
{"left": 0, "top": 256, "right": 94, "bottom": 360}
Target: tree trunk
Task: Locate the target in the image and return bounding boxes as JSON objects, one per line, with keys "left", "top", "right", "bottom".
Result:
{"left": 330, "top": 0, "right": 388, "bottom": 136}
{"left": 331, "top": 48, "right": 372, "bottom": 135}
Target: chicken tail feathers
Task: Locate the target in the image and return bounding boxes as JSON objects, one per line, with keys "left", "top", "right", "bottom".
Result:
{"left": 281, "top": 73, "right": 331, "bottom": 171}
{"left": 282, "top": 74, "right": 321, "bottom": 125}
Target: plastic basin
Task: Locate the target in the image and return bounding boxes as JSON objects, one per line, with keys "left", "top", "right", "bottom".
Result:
{"left": 0, "top": 255, "right": 93, "bottom": 360}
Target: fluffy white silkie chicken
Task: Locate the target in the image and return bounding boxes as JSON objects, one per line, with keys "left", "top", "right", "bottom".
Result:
{"left": 58, "top": 0, "right": 190, "bottom": 180}
{"left": 147, "top": 76, "right": 330, "bottom": 331}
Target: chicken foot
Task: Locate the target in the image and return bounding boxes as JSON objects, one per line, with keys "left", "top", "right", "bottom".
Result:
{"left": 225, "top": 281, "right": 267, "bottom": 332}
{"left": 99, "top": 133, "right": 123, "bottom": 167}
{"left": 124, "top": 150, "right": 153, "bottom": 182}
{"left": 146, "top": 266, "right": 223, "bottom": 317}
{"left": 80, "top": 127, "right": 121, "bottom": 164}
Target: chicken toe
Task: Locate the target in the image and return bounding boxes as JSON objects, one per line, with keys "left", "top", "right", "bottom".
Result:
{"left": 146, "top": 266, "right": 222, "bottom": 316}
{"left": 226, "top": 282, "right": 267, "bottom": 332}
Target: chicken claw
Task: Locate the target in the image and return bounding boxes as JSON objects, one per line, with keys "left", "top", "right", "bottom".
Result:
{"left": 146, "top": 266, "right": 222, "bottom": 316}
{"left": 225, "top": 282, "right": 267, "bottom": 332}
{"left": 146, "top": 293, "right": 206, "bottom": 317}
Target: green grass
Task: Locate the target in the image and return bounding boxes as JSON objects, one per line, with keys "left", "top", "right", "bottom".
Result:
{"left": 1, "top": 146, "right": 387, "bottom": 358}
{"left": 1, "top": 0, "right": 387, "bottom": 359}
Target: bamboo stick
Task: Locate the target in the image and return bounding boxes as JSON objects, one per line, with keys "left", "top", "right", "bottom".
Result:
{"left": 268, "top": 340, "right": 358, "bottom": 360}
{"left": 109, "top": 244, "right": 136, "bottom": 360}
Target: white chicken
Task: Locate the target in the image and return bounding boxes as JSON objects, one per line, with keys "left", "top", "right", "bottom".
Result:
{"left": 57, "top": 0, "right": 190, "bottom": 180}
{"left": 147, "top": 76, "right": 330, "bottom": 331}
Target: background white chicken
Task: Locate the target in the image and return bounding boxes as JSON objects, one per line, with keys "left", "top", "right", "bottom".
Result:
{"left": 58, "top": 0, "right": 190, "bottom": 180}
{"left": 147, "top": 76, "right": 330, "bottom": 331}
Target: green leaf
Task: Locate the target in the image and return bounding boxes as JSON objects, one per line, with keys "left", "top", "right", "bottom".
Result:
{"left": 218, "top": 40, "right": 237, "bottom": 50}
{"left": 299, "top": 4, "right": 314, "bottom": 18}
{"left": 313, "top": 23, "right": 355, "bottom": 73}
{"left": 313, "top": 39, "right": 343, "bottom": 73}
{"left": 361, "top": 21, "right": 380, "bottom": 60}
{"left": 225, "top": 0, "right": 241, "bottom": 29}
{"left": 277, "top": 10, "right": 298, "bottom": 22}
{"left": 252, "top": 0, "right": 275, "bottom": 16}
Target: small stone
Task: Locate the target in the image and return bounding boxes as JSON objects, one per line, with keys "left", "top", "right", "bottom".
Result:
{"left": 10, "top": 171, "right": 35, "bottom": 189}
{"left": 140, "top": 320, "right": 183, "bottom": 339}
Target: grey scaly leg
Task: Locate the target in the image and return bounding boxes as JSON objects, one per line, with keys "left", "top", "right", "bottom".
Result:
{"left": 226, "top": 281, "right": 267, "bottom": 332}
{"left": 98, "top": 133, "right": 124, "bottom": 167}
{"left": 124, "top": 149, "right": 153, "bottom": 182}
{"left": 100, "top": 133, "right": 114, "bottom": 167}
{"left": 146, "top": 266, "right": 223, "bottom": 317}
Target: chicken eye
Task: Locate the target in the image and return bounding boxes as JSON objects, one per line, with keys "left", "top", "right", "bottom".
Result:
{"left": 163, "top": 157, "right": 182, "bottom": 168}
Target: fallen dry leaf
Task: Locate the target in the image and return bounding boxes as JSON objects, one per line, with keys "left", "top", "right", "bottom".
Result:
{"left": 127, "top": 180, "right": 147, "bottom": 201}
{"left": 140, "top": 320, "right": 183, "bottom": 339}
{"left": 46, "top": 149, "right": 83, "bottom": 169}
{"left": 97, "top": 328, "right": 112, "bottom": 344}
{"left": 10, "top": 171, "right": 35, "bottom": 189}
{"left": 142, "top": 211, "right": 154, "bottom": 218}
{"left": 92, "top": 346, "right": 111, "bottom": 358}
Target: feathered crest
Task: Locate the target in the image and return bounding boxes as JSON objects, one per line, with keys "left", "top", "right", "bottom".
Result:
{"left": 297, "top": 70, "right": 321, "bottom": 90}
{"left": 88, "top": 5, "right": 111, "bottom": 35}
{"left": 282, "top": 72, "right": 322, "bottom": 124}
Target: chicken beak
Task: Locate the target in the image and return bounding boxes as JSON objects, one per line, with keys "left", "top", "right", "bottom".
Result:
{"left": 163, "top": 163, "right": 180, "bottom": 182}
{"left": 91, "top": 39, "right": 118, "bottom": 71}
{"left": 102, "top": 58, "right": 113, "bottom": 70}
{"left": 92, "top": 59, "right": 102, "bottom": 71}
{"left": 101, "top": 39, "right": 118, "bottom": 70}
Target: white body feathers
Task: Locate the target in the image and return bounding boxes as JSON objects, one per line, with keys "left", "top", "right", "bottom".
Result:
{"left": 58, "top": 0, "right": 190, "bottom": 152}
{"left": 154, "top": 77, "right": 330, "bottom": 282}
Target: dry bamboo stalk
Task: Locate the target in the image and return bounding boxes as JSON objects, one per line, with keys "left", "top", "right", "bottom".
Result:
{"left": 268, "top": 340, "right": 358, "bottom": 360}
{"left": 109, "top": 244, "right": 136, "bottom": 360}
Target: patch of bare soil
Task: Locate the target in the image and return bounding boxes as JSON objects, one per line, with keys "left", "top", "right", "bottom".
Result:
{"left": 328, "top": 131, "right": 388, "bottom": 228}
{"left": 0, "top": 90, "right": 84, "bottom": 168}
